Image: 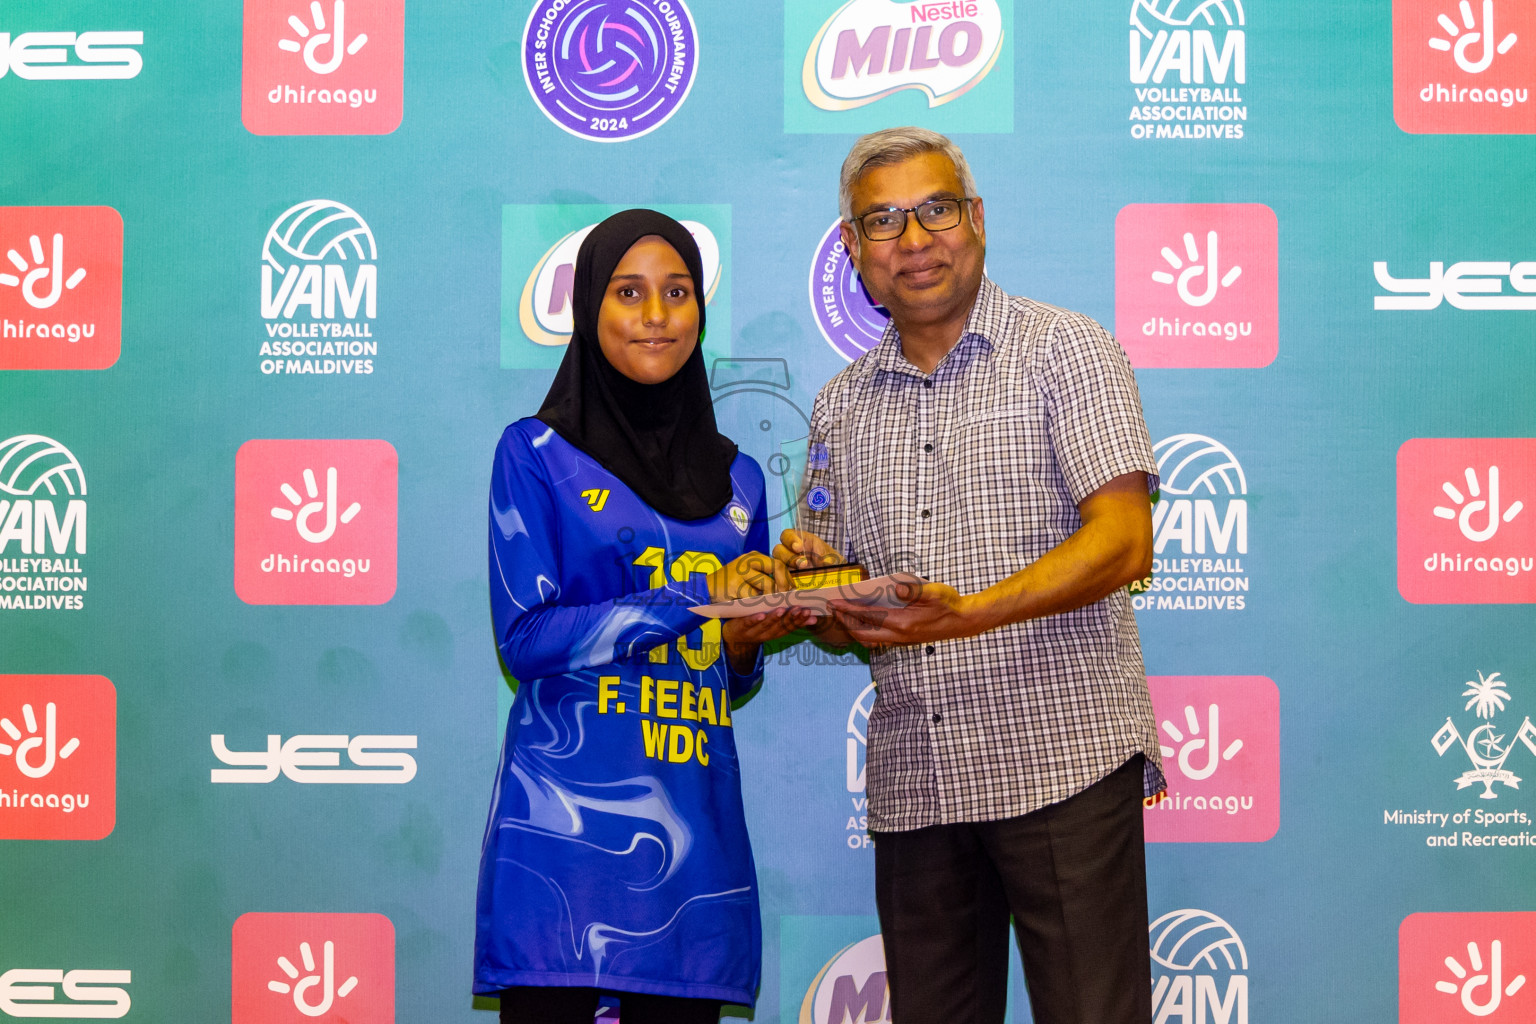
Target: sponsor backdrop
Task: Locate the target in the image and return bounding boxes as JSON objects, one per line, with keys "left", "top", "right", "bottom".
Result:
{"left": 2, "top": 0, "right": 1534, "bottom": 1021}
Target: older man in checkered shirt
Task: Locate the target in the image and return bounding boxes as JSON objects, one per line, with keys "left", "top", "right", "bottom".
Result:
{"left": 775, "top": 127, "right": 1165, "bottom": 1024}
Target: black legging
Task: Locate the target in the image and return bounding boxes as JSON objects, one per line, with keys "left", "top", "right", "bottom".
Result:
{"left": 498, "top": 985, "right": 722, "bottom": 1024}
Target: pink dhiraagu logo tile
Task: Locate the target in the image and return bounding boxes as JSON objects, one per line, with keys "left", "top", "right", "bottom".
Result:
{"left": 0, "top": 674, "right": 115, "bottom": 840}
{"left": 232, "top": 912, "right": 395, "bottom": 1024}
{"left": 1398, "top": 439, "right": 1536, "bottom": 604}
{"left": 1394, "top": 0, "right": 1536, "bottom": 134}
{"left": 0, "top": 207, "right": 122, "bottom": 370}
{"left": 1144, "top": 675, "right": 1279, "bottom": 843}
{"left": 1401, "top": 912, "right": 1536, "bottom": 1022}
{"left": 1115, "top": 203, "right": 1278, "bottom": 369}
{"left": 242, "top": 0, "right": 405, "bottom": 136}
{"left": 234, "top": 439, "right": 397, "bottom": 605}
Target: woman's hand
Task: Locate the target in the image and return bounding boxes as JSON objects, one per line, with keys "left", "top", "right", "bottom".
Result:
{"left": 707, "top": 550, "right": 789, "bottom": 603}
{"left": 722, "top": 607, "right": 819, "bottom": 673}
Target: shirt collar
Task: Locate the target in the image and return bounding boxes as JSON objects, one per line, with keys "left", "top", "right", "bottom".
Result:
{"left": 860, "top": 276, "right": 1008, "bottom": 380}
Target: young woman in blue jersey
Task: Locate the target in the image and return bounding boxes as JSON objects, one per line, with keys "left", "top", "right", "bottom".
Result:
{"left": 478, "top": 209, "right": 806, "bottom": 1024}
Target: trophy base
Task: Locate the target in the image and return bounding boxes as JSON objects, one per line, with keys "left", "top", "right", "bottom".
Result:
{"left": 790, "top": 562, "right": 867, "bottom": 591}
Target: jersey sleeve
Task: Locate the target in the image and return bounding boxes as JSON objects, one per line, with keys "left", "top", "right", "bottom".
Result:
{"left": 488, "top": 425, "right": 712, "bottom": 681}
{"left": 723, "top": 458, "right": 769, "bottom": 702}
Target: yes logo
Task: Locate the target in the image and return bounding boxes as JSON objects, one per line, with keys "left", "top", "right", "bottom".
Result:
{"left": 1395, "top": 0, "right": 1536, "bottom": 133}
{"left": 0, "top": 968, "right": 131, "bottom": 1019}
{"left": 1144, "top": 676, "right": 1279, "bottom": 843}
{"left": 0, "top": 30, "right": 143, "bottom": 80}
{"left": 211, "top": 734, "right": 418, "bottom": 784}
{"left": 234, "top": 439, "right": 397, "bottom": 605}
{"left": 1401, "top": 913, "right": 1536, "bottom": 1022}
{"left": 1398, "top": 439, "right": 1536, "bottom": 604}
{"left": 0, "top": 207, "right": 122, "bottom": 370}
{"left": 242, "top": 0, "right": 404, "bottom": 135}
{"left": 0, "top": 675, "right": 115, "bottom": 841}
{"left": 1115, "top": 203, "right": 1278, "bottom": 368}
{"left": 232, "top": 913, "right": 394, "bottom": 1023}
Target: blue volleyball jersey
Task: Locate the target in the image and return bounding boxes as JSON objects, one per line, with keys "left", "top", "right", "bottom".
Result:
{"left": 475, "top": 418, "right": 768, "bottom": 1005}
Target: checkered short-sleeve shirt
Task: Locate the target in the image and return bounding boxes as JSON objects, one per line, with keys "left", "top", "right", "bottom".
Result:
{"left": 800, "top": 277, "right": 1166, "bottom": 831}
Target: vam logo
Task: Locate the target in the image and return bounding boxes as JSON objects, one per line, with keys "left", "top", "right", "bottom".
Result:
{"left": 1115, "top": 203, "right": 1277, "bottom": 368}
{"left": 799, "top": 934, "right": 889, "bottom": 1024}
{"left": 258, "top": 199, "right": 379, "bottom": 376}
{"left": 0, "top": 435, "right": 89, "bottom": 611}
{"left": 844, "top": 683, "right": 876, "bottom": 849}
{"left": 502, "top": 204, "right": 731, "bottom": 369}
{"left": 0, "top": 30, "right": 142, "bottom": 80}
{"left": 242, "top": 0, "right": 404, "bottom": 136}
{"left": 1401, "top": 913, "right": 1536, "bottom": 1022}
{"left": 1397, "top": 438, "right": 1536, "bottom": 604}
{"left": 211, "top": 734, "right": 418, "bottom": 784}
{"left": 1144, "top": 676, "right": 1279, "bottom": 843}
{"left": 0, "top": 675, "right": 115, "bottom": 841}
{"left": 1131, "top": 433, "right": 1250, "bottom": 612}
{"left": 521, "top": 0, "right": 698, "bottom": 142}
{"left": 1374, "top": 258, "right": 1536, "bottom": 310}
{"left": 0, "top": 208, "right": 122, "bottom": 370}
{"left": 1127, "top": 0, "right": 1248, "bottom": 140}
{"left": 1395, "top": 0, "right": 1535, "bottom": 133}
{"left": 1149, "top": 908, "right": 1248, "bottom": 1024}
{"left": 0, "top": 968, "right": 131, "bottom": 1019}
{"left": 232, "top": 913, "right": 394, "bottom": 1024}
{"left": 234, "top": 439, "right": 397, "bottom": 606}
{"left": 808, "top": 219, "right": 890, "bottom": 362}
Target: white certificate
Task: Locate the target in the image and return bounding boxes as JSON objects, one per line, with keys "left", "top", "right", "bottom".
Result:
{"left": 689, "top": 572, "right": 927, "bottom": 619}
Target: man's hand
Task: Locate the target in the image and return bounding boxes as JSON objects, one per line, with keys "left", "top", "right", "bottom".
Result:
{"left": 828, "top": 581, "right": 979, "bottom": 646}
{"left": 773, "top": 528, "right": 844, "bottom": 572}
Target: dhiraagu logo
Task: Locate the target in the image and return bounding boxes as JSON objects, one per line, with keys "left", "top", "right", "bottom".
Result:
{"left": 785, "top": 0, "right": 1013, "bottom": 133}
{"left": 501, "top": 204, "right": 731, "bottom": 370}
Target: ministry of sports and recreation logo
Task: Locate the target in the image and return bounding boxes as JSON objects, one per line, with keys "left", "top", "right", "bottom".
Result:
{"left": 1401, "top": 913, "right": 1536, "bottom": 1022}
{"left": 1397, "top": 438, "right": 1536, "bottom": 604}
{"left": 1394, "top": 0, "right": 1535, "bottom": 134}
{"left": 1374, "top": 256, "right": 1536, "bottom": 310}
{"left": 501, "top": 203, "right": 731, "bottom": 369}
{"left": 0, "top": 967, "right": 132, "bottom": 1018}
{"left": 786, "top": 0, "right": 1013, "bottom": 133}
{"left": 233, "top": 439, "right": 397, "bottom": 605}
{"left": 1128, "top": 0, "right": 1249, "bottom": 141}
{"left": 0, "top": 675, "right": 115, "bottom": 841}
{"left": 258, "top": 200, "right": 379, "bottom": 376}
{"left": 0, "top": 207, "right": 122, "bottom": 371}
{"left": 211, "top": 733, "right": 417, "bottom": 784}
{"left": 1131, "top": 433, "right": 1251, "bottom": 612}
{"left": 0, "top": 29, "right": 143, "bottom": 80}
{"left": 1144, "top": 675, "right": 1279, "bottom": 843}
{"left": 808, "top": 219, "right": 889, "bottom": 362}
{"left": 1433, "top": 670, "right": 1536, "bottom": 800}
{"left": 242, "top": 0, "right": 405, "bottom": 135}
{"left": 0, "top": 434, "right": 90, "bottom": 612}
{"left": 232, "top": 913, "right": 394, "bottom": 1024}
{"left": 521, "top": 0, "right": 698, "bottom": 142}
{"left": 1149, "top": 908, "right": 1249, "bottom": 1022}
{"left": 1114, "top": 203, "right": 1277, "bottom": 368}
{"left": 798, "top": 933, "right": 888, "bottom": 1024}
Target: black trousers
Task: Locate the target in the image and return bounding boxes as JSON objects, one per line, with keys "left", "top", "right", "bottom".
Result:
{"left": 871, "top": 755, "right": 1151, "bottom": 1024}
{"left": 498, "top": 986, "right": 721, "bottom": 1024}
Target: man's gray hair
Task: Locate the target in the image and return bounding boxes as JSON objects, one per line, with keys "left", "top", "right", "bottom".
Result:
{"left": 838, "top": 127, "right": 978, "bottom": 222}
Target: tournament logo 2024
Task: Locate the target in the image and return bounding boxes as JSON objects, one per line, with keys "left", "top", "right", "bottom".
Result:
{"left": 1131, "top": 433, "right": 1251, "bottom": 612}
{"left": 259, "top": 200, "right": 379, "bottom": 376}
{"left": 522, "top": 0, "right": 698, "bottom": 142}
{"left": 809, "top": 220, "right": 890, "bottom": 362}
{"left": 1400, "top": 913, "right": 1536, "bottom": 1024}
{"left": 0, "top": 207, "right": 122, "bottom": 371}
{"left": 0, "top": 435, "right": 89, "bottom": 613}
{"left": 1394, "top": 0, "right": 1536, "bottom": 134}
{"left": 241, "top": 0, "right": 405, "bottom": 136}
{"left": 1397, "top": 438, "right": 1536, "bottom": 604}
{"left": 0, "top": 675, "right": 115, "bottom": 841}
{"left": 1128, "top": 0, "right": 1249, "bottom": 141}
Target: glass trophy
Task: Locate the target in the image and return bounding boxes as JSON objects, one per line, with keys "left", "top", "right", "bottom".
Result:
{"left": 778, "top": 434, "right": 866, "bottom": 591}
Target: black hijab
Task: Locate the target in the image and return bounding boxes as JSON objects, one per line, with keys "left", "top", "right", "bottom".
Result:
{"left": 536, "top": 209, "right": 737, "bottom": 521}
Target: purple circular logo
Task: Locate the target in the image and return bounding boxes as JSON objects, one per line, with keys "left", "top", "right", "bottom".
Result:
{"left": 522, "top": 0, "right": 698, "bottom": 142}
{"left": 807, "top": 219, "right": 890, "bottom": 362}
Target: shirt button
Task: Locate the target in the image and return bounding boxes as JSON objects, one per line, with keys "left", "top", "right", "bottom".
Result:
{"left": 922, "top": 380, "right": 934, "bottom": 389}
{"left": 920, "top": 509, "right": 930, "bottom": 518}
{"left": 923, "top": 443, "right": 934, "bottom": 453}
{"left": 931, "top": 713, "right": 942, "bottom": 724}
{"left": 925, "top": 645, "right": 935, "bottom": 655}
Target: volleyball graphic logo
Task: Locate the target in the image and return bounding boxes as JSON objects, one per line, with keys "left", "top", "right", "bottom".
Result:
{"left": 846, "top": 682, "right": 876, "bottom": 794}
{"left": 1154, "top": 434, "right": 1247, "bottom": 496}
{"left": 263, "top": 200, "right": 376, "bottom": 274}
{"left": 0, "top": 435, "right": 86, "bottom": 497}
{"left": 1150, "top": 908, "right": 1249, "bottom": 970}
{"left": 522, "top": 0, "right": 699, "bottom": 142}
{"left": 1131, "top": 0, "right": 1246, "bottom": 36}
{"left": 808, "top": 219, "right": 889, "bottom": 362}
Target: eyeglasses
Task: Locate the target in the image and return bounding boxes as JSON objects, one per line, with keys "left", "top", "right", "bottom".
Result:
{"left": 854, "top": 197, "right": 977, "bottom": 241}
